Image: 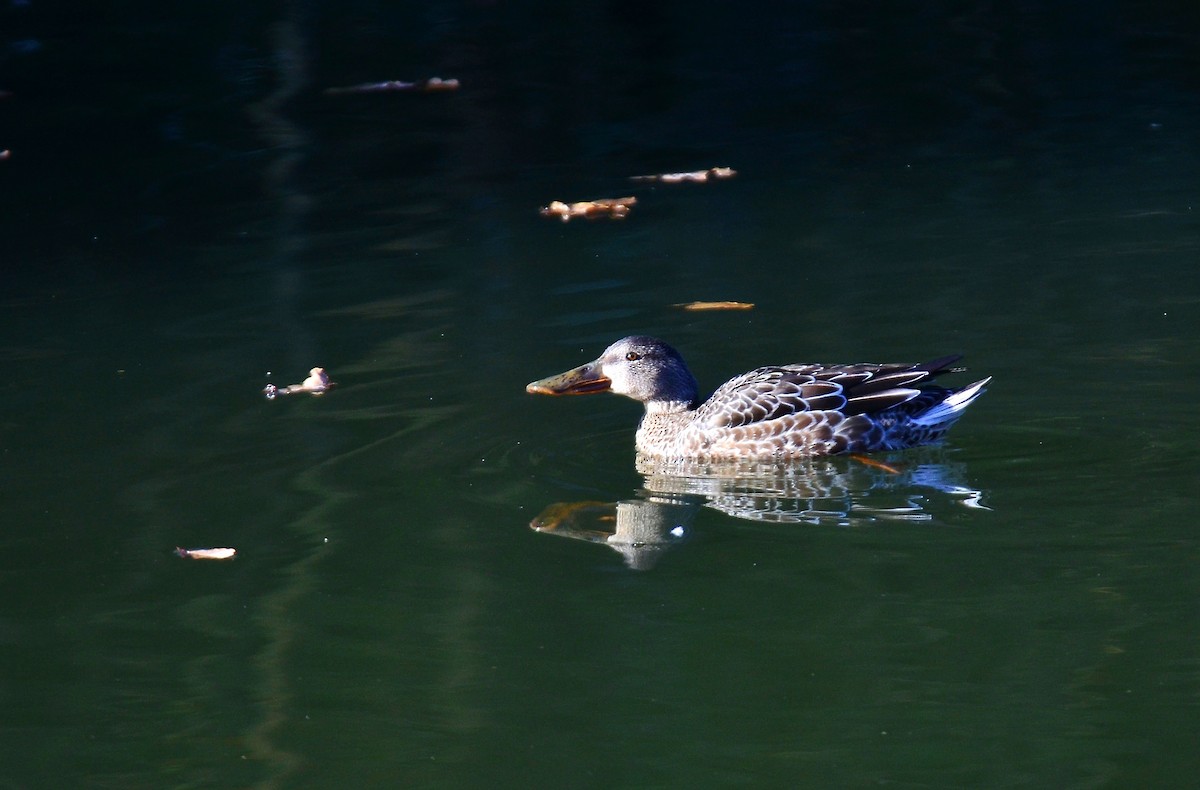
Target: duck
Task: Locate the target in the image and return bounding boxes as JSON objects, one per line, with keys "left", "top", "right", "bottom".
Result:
{"left": 526, "top": 336, "right": 990, "bottom": 460}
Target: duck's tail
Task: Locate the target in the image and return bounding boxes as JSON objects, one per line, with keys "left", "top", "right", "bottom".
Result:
{"left": 910, "top": 377, "right": 991, "bottom": 427}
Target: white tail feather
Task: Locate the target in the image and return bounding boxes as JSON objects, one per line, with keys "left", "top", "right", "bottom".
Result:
{"left": 911, "top": 377, "right": 991, "bottom": 426}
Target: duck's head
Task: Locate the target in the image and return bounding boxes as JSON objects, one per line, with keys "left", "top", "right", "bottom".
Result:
{"left": 526, "top": 336, "right": 700, "bottom": 412}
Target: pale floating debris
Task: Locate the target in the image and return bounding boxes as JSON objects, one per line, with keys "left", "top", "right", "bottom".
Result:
{"left": 629, "top": 167, "right": 736, "bottom": 184}
{"left": 263, "top": 367, "right": 335, "bottom": 400}
{"left": 1, "top": 91, "right": 14, "bottom": 162}
{"left": 175, "top": 547, "right": 237, "bottom": 560}
{"left": 674, "top": 301, "right": 755, "bottom": 311}
{"left": 539, "top": 196, "right": 637, "bottom": 223}
{"left": 324, "top": 77, "right": 460, "bottom": 95}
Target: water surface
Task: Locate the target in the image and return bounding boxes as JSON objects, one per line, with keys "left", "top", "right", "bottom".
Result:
{"left": 2, "top": 4, "right": 1199, "bottom": 787}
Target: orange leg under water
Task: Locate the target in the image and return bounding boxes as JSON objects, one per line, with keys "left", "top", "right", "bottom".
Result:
{"left": 849, "top": 454, "right": 903, "bottom": 475}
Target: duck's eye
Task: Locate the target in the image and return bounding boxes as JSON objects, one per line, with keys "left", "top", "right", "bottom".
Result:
{"left": 625, "top": 351, "right": 641, "bottom": 362}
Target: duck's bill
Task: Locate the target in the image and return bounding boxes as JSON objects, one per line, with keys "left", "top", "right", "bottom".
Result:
{"left": 526, "top": 363, "right": 612, "bottom": 395}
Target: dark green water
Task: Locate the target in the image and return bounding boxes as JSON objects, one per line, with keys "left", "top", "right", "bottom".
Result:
{"left": 3, "top": 4, "right": 1199, "bottom": 788}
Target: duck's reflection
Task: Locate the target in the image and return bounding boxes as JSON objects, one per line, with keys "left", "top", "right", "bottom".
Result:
{"left": 530, "top": 453, "right": 987, "bottom": 570}
{"left": 530, "top": 498, "right": 693, "bottom": 571}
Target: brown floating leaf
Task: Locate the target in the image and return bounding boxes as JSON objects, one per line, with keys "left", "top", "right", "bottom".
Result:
{"left": 324, "top": 77, "right": 460, "bottom": 95}
{"left": 674, "top": 301, "right": 755, "bottom": 311}
{"left": 629, "top": 167, "right": 737, "bottom": 184}
{"left": 175, "top": 547, "right": 238, "bottom": 560}
{"left": 539, "top": 196, "right": 637, "bottom": 223}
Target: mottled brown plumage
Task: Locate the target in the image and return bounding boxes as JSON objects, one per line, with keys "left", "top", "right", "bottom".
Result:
{"left": 527, "top": 336, "right": 990, "bottom": 461}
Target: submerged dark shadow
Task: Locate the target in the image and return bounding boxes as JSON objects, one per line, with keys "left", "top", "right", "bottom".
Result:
{"left": 530, "top": 451, "right": 988, "bottom": 570}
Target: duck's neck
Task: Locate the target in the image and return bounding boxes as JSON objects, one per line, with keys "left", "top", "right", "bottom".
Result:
{"left": 635, "top": 404, "right": 696, "bottom": 458}
{"left": 644, "top": 399, "right": 695, "bottom": 415}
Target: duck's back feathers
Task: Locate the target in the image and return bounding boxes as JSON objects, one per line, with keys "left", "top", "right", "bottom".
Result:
{"left": 669, "top": 355, "right": 986, "bottom": 458}
{"left": 697, "top": 356, "right": 963, "bottom": 428}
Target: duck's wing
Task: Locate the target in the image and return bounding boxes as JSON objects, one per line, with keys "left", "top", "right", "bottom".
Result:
{"left": 696, "top": 356, "right": 963, "bottom": 429}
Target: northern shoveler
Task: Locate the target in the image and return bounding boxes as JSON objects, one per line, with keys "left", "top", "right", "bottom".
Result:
{"left": 526, "top": 336, "right": 989, "bottom": 460}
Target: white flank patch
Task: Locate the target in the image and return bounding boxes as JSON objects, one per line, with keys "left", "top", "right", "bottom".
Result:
{"left": 911, "top": 377, "right": 992, "bottom": 426}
